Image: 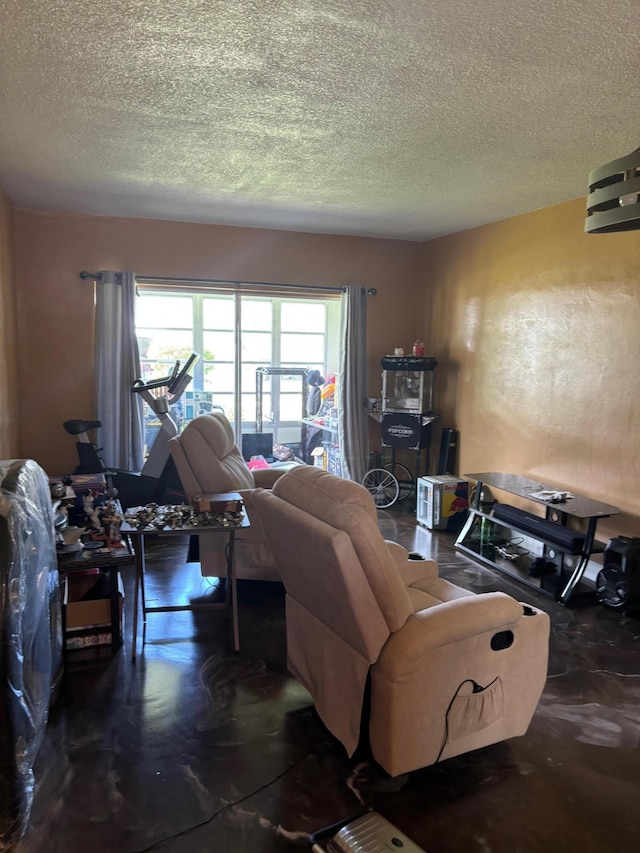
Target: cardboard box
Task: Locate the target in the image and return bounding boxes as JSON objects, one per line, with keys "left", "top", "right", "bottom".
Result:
{"left": 50, "top": 473, "right": 108, "bottom": 498}
{"left": 311, "top": 446, "right": 326, "bottom": 468}
{"left": 66, "top": 631, "right": 120, "bottom": 651}
{"left": 63, "top": 571, "right": 124, "bottom": 647}
{"left": 417, "top": 476, "right": 469, "bottom": 531}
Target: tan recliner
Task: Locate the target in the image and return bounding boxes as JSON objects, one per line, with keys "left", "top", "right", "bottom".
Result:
{"left": 254, "top": 465, "right": 550, "bottom": 777}
{"left": 168, "top": 412, "right": 294, "bottom": 581}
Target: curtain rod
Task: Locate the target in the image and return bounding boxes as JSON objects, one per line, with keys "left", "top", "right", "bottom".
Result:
{"left": 79, "top": 271, "right": 376, "bottom": 295}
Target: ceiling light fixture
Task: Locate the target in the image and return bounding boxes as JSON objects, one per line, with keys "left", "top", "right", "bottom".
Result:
{"left": 585, "top": 147, "right": 640, "bottom": 233}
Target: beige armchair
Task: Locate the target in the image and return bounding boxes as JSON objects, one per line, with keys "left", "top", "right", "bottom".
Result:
{"left": 254, "top": 465, "right": 550, "bottom": 777}
{"left": 168, "top": 412, "right": 293, "bottom": 581}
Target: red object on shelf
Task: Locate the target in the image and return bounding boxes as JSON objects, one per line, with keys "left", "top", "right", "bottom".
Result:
{"left": 412, "top": 339, "right": 425, "bottom": 356}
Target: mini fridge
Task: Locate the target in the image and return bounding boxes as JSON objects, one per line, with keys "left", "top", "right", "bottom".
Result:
{"left": 417, "top": 475, "right": 469, "bottom": 531}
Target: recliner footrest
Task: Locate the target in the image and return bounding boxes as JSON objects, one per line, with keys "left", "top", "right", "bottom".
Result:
{"left": 492, "top": 504, "right": 584, "bottom": 554}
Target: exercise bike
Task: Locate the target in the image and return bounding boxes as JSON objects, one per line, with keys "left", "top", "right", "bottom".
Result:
{"left": 63, "top": 352, "right": 200, "bottom": 507}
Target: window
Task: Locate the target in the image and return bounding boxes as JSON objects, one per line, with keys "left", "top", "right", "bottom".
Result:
{"left": 135, "top": 288, "right": 340, "bottom": 447}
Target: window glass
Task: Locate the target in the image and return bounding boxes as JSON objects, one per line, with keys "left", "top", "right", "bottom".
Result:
{"left": 211, "top": 394, "right": 235, "bottom": 424}
{"left": 241, "top": 331, "right": 272, "bottom": 362}
{"left": 138, "top": 295, "right": 192, "bottom": 328}
{"left": 242, "top": 299, "right": 272, "bottom": 331}
{"left": 282, "top": 301, "right": 325, "bottom": 332}
{"left": 281, "top": 332, "right": 324, "bottom": 363}
{"left": 136, "top": 288, "right": 338, "bottom": 440}
{"left": 242, "top": 394, "right": 272, "bottom": 424}
{"left": 241, "top": 395, "right": 256, "bottom": 424}
{"left": 137, "top": 330, "right": 194, "bottom": 361}
{"left": 242, "top": 363, "right": 266, "bottom": 391}
{"left": 205, "top": 362, "right": 235, "bottom": 394}
{"left": 280, "top": 394, "right": 305, "bottom": 421}
{"left": 203, "top": 297, "right": 235, "bottom": 329}
{"left": 203, "top": 330, "right": 235, "bottom": 361}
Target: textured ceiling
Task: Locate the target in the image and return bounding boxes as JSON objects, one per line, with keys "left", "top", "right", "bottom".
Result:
{"left": 0, "top": 0, "right": 638, "bottom": 241}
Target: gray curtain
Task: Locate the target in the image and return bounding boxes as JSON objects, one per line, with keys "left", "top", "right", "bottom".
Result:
{"left": 338, "top": 285, "right": 368, "bottom": 482}
{"left": 94, "top": 270, "right": 144, "bottom": 470}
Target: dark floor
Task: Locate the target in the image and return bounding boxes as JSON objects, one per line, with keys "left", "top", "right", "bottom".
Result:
{"left": 16, "top": 509, "right": 640, "bottom": 853}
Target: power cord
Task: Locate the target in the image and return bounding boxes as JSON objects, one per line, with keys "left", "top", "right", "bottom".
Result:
{"left": 132, "top": 746, "right": 317, "bottom": 852}
{"left": 495, "top": 536, "right": 530, "bottom": 562}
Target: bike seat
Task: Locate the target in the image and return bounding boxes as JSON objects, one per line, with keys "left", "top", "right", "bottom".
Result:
{"left": 63, "top": 419, "right": 102, "bottom": 435}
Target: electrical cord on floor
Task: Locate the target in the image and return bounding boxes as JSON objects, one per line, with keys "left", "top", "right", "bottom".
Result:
{"left": 132, "top": 746, "right": 318, "bottom": 852}
{"left": 435, "top": 676, "right": 499, "bottom": 764}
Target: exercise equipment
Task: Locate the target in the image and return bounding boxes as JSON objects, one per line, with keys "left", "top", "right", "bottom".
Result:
{"left": 63, "top": 353, "right": 199, "bottom": 507}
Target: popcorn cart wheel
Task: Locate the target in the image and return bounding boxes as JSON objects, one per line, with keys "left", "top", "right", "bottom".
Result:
{"left": 361, "top": 467, "right": 400, "bottom": 508}
{"left": 383, "top": 460, "right": 414, "bottom": 502}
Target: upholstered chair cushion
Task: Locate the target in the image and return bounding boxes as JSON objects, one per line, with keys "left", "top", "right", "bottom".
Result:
{"left": 168, "top": 412, "right": 294, "bottom": 581}
{"left": 255, "top": 465, "right": 551, "bottom": 776}
{"left": 272, "top": 465, "right": 413, "bottom": 632}
{"left": 172, "top": 414, "right": 255, "bottom": 493}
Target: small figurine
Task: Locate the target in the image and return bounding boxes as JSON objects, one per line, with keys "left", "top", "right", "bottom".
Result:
{"left": 83, "top": 490, "right": 104, "bottom": 532}
{"left": 101, "top": 499, "right": 124, "bottom": 545}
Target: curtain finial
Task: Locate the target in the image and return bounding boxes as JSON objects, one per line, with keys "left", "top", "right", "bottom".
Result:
{"left": 79, "top": 270, "right": 122, "bottom": 284}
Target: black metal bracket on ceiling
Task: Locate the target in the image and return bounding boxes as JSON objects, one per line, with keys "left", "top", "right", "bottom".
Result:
{"left": 585, "top": 147, "right": 640, "bottom": 233}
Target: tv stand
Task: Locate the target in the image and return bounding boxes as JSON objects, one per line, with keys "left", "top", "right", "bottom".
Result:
{"left": 455, "top": 472, "right": 620, "bottom": 604}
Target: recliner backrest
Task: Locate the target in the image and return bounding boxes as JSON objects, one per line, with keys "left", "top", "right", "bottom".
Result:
{"left": 168, "top": 412, "right": 255, "bottom": 496}
{"left": 272, "top": 466, "right": 413, "bottom": 632}
{"left": 256, "top": 489, "right": 390, "bottom": 661}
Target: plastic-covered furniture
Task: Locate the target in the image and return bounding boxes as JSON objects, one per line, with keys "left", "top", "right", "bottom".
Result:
{"left": 0, "top": 459, "right": 63, "bottom": 844}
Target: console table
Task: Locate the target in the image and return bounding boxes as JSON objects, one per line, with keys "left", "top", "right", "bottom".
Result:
{"left": 455, "top": 472, "right": 620, "bottom": 604}
{"left": 121, "top": 507, "right": 249, "bottom": 660}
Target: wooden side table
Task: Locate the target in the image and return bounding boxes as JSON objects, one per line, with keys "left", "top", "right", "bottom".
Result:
{"left": 121, "top": 508, "right": 249, "bottom": 660}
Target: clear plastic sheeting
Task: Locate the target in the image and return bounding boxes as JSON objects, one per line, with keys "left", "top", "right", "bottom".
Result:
{"left": 0, "top": 459, "right": 62, "bottom": 847}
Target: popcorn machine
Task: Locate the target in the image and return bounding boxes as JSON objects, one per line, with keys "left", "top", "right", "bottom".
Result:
{"left": 381, "top": 355, "right": 437, "bottom": 414}
{"left": 363, "top": 355, "right": 438, "bottom": 508}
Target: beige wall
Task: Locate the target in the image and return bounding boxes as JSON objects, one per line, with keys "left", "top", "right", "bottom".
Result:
{"left": 13, "top": 199, "right": 640, "bottom": 540}
{"left": 13, "top": 209, "right": 424, "bottom": 474}
{"left": 0, "top": 186, "right": 19, "bottom": 459}
{"left": 422, "top": 196, "right": 640, "bottom": 539}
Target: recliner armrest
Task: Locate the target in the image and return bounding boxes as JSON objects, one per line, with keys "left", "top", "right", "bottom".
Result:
{"left": 384, "top": 541, "right": 439, "bottom": 583}
{"left": 253, "top": 467, "right": 289, "bottom": 488}
{"left": 377, "top": 592, "right": 532, "bottom": 674}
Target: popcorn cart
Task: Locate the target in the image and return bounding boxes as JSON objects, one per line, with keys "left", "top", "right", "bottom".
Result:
{"left": 363, "top": 355, "right": 438, "bottom": 508}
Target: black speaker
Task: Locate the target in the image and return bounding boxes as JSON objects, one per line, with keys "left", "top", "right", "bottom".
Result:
{"left": 596, "top": 536, "right": 640, "bottom": 610}
{"left": 437, "top": 428, "right": 458, "bottom": 474}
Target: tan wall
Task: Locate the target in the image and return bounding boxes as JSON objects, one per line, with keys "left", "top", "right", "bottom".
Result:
{"left": 13, "top": 209, "right": 423, "bottom": 474}
{"left": 422, "top": 196, "right": 640, "bottom": 539}
{"left": 0, "top": 186, "right": 19, "bottom": 459}
{"left": 11, "top": 198, "right": 640, "bottom": 541}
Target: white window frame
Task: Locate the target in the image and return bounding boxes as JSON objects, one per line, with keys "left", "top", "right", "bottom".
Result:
{"left": 135, "top": 287, "right": 340, "bottom": 444}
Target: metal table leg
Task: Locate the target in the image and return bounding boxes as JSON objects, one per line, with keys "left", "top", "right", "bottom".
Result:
{"left": 559, "top": 518, "right": 598, "bottom": 604}
{"left": 131, "top": 533, "right": 146, "bottom": 661}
